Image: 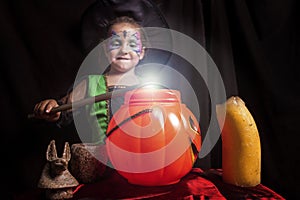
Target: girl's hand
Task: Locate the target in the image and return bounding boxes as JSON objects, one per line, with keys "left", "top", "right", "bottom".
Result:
{"left": 33, "top": 99, "right": 61, "bottom": 122}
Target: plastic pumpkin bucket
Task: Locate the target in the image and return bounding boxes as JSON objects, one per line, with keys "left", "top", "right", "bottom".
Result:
{"left": 106, "top": 88, "right": 201, "bottom": 186}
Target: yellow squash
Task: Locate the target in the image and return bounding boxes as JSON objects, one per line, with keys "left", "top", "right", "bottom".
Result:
{"left": 216, "top": 96, "right": 261, "bottom": 187}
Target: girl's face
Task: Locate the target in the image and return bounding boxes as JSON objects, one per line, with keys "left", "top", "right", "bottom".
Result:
{"left": 106, "top": 23, "right": 145, "bottom": 73}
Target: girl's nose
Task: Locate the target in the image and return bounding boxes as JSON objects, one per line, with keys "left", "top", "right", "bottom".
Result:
{"left": 120, "top": 43, "right": 130, "bottom": 54}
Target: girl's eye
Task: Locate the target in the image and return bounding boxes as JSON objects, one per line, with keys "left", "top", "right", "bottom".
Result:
{"left": 110, "top": 40, "right": 121, "bottom": 47}
{"left": 129, "top": 42, "right": 137, "bottom": 48}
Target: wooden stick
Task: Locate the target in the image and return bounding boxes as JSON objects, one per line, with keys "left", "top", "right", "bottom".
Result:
{"left": 28, "top": 84, "right": 141, "bottom": 119}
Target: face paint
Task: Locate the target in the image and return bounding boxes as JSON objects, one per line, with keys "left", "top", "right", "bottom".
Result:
{"left": 107, "top": 30, "right": 122, "bottom": 51}
{"left": 123, "top": 30, "right": 127, "bottom": 38}
{"left": 107, "top": 30, "right": 143, "bottom": 56}
{"left": 129, "top": 31, "right": 142, "bottom": 55}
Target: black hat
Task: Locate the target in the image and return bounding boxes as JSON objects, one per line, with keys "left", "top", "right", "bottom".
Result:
{"left": 80, "top": 0, "right": 169, "bottom": 54}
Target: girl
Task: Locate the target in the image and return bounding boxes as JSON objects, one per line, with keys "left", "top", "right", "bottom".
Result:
{"left": 33, "top": 16, "right": 146, "bottom": 143}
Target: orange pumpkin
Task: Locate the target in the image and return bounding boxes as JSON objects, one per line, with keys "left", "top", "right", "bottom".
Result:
{"left": 106, "top": 88, "right": 201, "bottom": 186}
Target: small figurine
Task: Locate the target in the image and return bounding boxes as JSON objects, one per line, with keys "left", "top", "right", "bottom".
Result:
{"left": 38, "top": 140, "right": 79, "bottom": 199}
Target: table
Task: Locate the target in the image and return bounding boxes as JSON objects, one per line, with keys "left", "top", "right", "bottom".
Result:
{"left": 15, "top": 168, "right": 285, "bottom": 200}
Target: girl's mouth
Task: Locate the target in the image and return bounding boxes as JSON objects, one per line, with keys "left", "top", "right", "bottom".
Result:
{"left": 116, "top": 57, "right": 130, "bottom": 60}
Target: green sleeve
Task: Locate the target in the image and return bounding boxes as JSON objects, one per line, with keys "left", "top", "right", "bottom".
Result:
{"left": 86, "top": 75, "right": 108, "bottom": 144}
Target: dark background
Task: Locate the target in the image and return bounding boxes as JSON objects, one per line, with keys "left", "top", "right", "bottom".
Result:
{"left": 0, "top": 0, "right": 299, "bottom": 199}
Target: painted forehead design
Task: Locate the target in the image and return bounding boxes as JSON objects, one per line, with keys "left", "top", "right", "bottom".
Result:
{"left": 110, "top": 30, "right": 141, "bottom": 39}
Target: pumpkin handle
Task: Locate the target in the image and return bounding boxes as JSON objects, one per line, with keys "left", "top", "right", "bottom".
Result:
{"left": 105, "top": 108, "right": 153, "bottom": 140}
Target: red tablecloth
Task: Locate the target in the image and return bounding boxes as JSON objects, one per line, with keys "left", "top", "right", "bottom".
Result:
{"left": 14, "top": 168, "right": 285, "bottom": 200}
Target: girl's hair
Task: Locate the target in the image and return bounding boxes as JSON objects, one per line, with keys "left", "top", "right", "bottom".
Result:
{"left": 108, "top": 16, "right": 142, "bottom": 32}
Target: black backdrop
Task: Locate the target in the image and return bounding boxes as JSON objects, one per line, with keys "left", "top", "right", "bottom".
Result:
{"left": 0, "top": 0, "right": 299, "bottom": 199}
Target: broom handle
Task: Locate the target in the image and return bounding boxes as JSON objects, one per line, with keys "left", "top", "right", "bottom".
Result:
{"left": 27, "top": 84, "right": 141, "bottom": 119}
